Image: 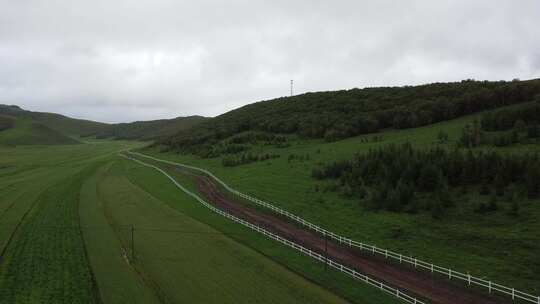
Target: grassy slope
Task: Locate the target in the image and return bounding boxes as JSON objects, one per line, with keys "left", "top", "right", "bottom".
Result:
{"left": 97, "top": 116, "right": 209, "bottom": 140}
{"left": 0, "top": 104, "right": 107, "bottom": 138}
{"left": 0, "top": 104, "right": 208, "bottom": 142}
{"left": 0, "top": 141, "right": 139, "bottom": 303}
{"left": 79, "top": 163, "right": 160, "bottom": 304}
{"left": 31, "top": 112, "right": 107, "bottom": 137}
{"left": 141, "top": 108, "right": 540, "bottom": 294}
{"left": 99, "top": 161, "right": 354, "bottom": 304}
{"left": 121, "top": 157, "right": 401, "bottom": 304}
{"left": 0, "top": 117, "right": 79, "bottom": 146}
{"left": 0, "top": 142, "right": 136, "bottom": 302}
{"left": 0, "top": 142, "right": 391, "bottom": 303}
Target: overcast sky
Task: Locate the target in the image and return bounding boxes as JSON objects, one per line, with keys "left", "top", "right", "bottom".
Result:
{"left": 1, "top": 0, "right": 539, "bottom": 123}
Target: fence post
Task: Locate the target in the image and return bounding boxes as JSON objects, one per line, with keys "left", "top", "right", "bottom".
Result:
{"left": 488, "top": 281, "right": 491, "bottom": 293}
{"left": 324, "top": 233, "right": 328, "bottom": 271}
{"left": 431, "top": 263, "right": 433, "bottom": 273}
{"left": 399, "top": 254, "right": 402, "bottom": 263}
{"left": 512, "top": 288, "right": 514, "bottom": 300}
{"left": 385, "top": 249, "right": 388, "bottom": 258}
{"left": 448, "top": 268, "right": 451, "bottom": 279}
{"left": 468, "top": 273, "right": 470, "bottom": 286}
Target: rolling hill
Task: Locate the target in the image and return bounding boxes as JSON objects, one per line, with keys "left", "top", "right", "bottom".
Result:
{"left": 94, "top": 115, "right": 208, "bottom": 140}
{"left": 0, "top": 104, "right": 208, "bottom": 144}
{"left": 0, "top": 115, "right": 79, "bottom": 146}
{"left": 138, "top": 78, "right": 540, "bottom": 297}
{"left": 141, "top": 101, "right": 540, "bottom": 295}
{"left": 159, "top": 78, "right": 540, "bottom": 156}
{"left": 0, "top": 104, "right": 107, "bottom": 137}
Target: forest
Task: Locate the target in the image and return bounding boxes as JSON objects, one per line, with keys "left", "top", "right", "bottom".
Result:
{"left": 159, "top": 79, "right": 540, "bottom": 156}
{"left": 312, "top": 143, "right": 540, "bottom": 217}
{"left": 459, "top": 101, "right": 540, "bottom": 148}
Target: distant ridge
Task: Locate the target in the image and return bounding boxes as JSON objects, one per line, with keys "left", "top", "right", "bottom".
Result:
{"left": 0, "top": 104, "right": 208, "bottom": 144}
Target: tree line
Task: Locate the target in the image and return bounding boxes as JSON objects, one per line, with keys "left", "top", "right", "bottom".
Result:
{"left": 222, "top": 152, "right": 280, "bottom": 167}
{"left": 460, "top": 100, "right": 540, "bottom": 148}
{"left": 312, "top": 143, "right": 540, "bottom": 216}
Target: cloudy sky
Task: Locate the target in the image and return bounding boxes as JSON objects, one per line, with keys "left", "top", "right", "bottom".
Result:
{"left": 1, "top": 0, "right": 539, "bottom": 123}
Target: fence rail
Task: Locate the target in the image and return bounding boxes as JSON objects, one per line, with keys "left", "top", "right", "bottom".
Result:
{"left": 128, "top": 151, "right": 540, "bottom": 304}
{"left": 123, "top": 154, "right": 424, "bottom": 304}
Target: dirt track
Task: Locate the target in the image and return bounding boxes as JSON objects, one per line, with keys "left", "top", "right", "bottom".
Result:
{"left": 189, "top": 172, "right": 509, "bottom": 304}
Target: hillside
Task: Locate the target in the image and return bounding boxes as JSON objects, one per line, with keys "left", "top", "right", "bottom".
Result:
{"left": 142, "top": 104, "right": 540, "bottom": 294}
{"left": 0, "top": 115, "right": 79, "bottom": 146}
{"left": 0, "top": 104, "right": 107, "bottom": 137}
{"left": 0, "top": 104, "right": 208, "bottom": 142}
{"left": 94, "top": 115, "right": 209, "bottom": 140}
{"left": 159, "top": 78, "right": 540, "bottom": 156}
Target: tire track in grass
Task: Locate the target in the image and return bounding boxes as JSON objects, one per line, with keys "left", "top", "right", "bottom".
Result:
{"left": 76, "top": 173, "right": 104, "bottom": 304}
{"left": 0, "top": 164, "right": 103, "bottom": 304}
{"left": 0, "top": 166, "right": 83, "bottom": 262}
{"left": 0, "top": 181, "right": 54, "bottom": 264}
{"left": 87, "top": 163, "right": 168, "bottom": 303}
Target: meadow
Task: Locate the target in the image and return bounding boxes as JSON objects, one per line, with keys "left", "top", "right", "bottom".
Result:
{"left": 141, "top": 110, "right": 540, "bottom": 295}
{"left": 0, "top": 141, "right": 400, "bottom": 303}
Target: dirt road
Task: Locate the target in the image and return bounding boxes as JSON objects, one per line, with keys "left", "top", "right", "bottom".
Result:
{"left": 194, "top": 174, "right": 509, "bottom": 304}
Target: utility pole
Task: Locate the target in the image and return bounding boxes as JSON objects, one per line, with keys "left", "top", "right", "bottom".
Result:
{"left": 290, "top": 79, "right": 294, "bottom": 96}
{"left": 131, "top": 225, "right": 135, "bottom": 262}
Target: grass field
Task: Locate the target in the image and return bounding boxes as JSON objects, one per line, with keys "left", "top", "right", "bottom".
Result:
{"left": 141, "top": 109, "right": 540, "bottom": 295}
{"left": 0, "top": 141, "right": 401, "bottom": 303}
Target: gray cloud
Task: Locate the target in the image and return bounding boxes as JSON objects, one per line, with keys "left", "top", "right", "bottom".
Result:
{"left": 0, "top": 0, "right": 539, "bottom": 122}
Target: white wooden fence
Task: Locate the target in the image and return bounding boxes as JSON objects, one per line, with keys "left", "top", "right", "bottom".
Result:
{"left": 128, "top": 151, "right": 540, "bottom": 304}
{"left": 122, "top": 154, "right": 424, "bottom": 304}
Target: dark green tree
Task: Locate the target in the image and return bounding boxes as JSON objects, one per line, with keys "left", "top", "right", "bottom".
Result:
{"left": 418, "top": 164, "right": 441, "bottom": 191}
{"left": 526, "top": 164, "right": 540, "bottom": 199}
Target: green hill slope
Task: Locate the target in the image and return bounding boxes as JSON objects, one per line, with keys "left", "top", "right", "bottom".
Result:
{"left": 95, "top": 115, "right": 209, "bottom": 140}
{"left": 0, "top": 104, "right": 208, "bottom": 142}
{"left": 0, "top": 104, "right": 107, "bottom": 137}
{"left": 32, "top": 112, "right": 108, "bottom": 137}
{"left": 0, "top": 114, "right": 15, "bottom": 131}
{"left": 0, "top": 116, "right": 79, "bottom": 145}
{"left": 142, "top": 104, "right": 540, "bottom": 293}
{"left": 160, "top": 78, "right": 540, "bottom": 155}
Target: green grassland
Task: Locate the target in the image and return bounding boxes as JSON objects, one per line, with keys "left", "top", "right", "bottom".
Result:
{"left": 0, "top": 141, "right": 401, "bottom": 303}
{"left": 0, "top": 141, "right": 136, "bottom": 303}
{"left": 98, "top": 161, "right": 354, "bottom": 304}
{"left": 142, "top": 108, "right": 540, "bottom": 295}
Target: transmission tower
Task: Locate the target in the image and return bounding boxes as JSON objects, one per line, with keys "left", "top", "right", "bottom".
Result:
{"left": 290, "top": 79, "right": 294, "bottom": 96}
